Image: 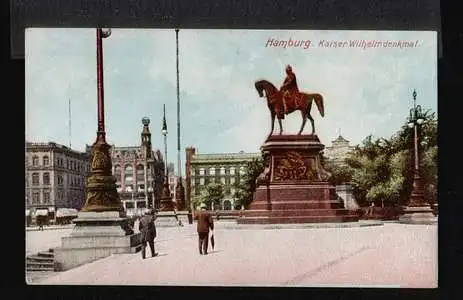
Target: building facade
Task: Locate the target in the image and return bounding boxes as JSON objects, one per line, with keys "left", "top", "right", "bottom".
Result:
{"left": 86, "top": 118, "right": 165, "bottom": 217}
{"left": 25, "top": 142, "right": 91, "bottom": 219}
{"left": 185, "top": 147, "right": 261, "bottom": 211}
{"left": 323, "top": 135, "right": 356, "bottom": 166}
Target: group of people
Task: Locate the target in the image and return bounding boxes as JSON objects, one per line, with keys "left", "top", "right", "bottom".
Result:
{"left": 138, "top": 202, "right": 214, "bottom": 259}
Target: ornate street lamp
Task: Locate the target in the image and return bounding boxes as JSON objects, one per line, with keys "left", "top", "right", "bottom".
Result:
{"left": 160, "top": 104, "right": 174, "bottom": 211}
{"left": 406, "top": 89, "right": 426, "bottom": 207}
{"left": 80, "top": 27, "right": 123, "bottom": 213}
{"left": 399, "top": 89, "right": 436, "bottom": 224}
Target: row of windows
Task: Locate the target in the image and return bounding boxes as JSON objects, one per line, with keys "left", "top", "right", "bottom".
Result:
{"left": 116, "top": 183, "right": 153, "bottom": 192}
{"left": 113, "top": 173, "right": 149, "bottom": 181}
{"left": 193, "top": 177, "right": 240, "bottom": 186}
{"left": 28, "top": 190, "right": 83, "bottom": 206}
{"left": 193, "top": 186, "right": 236, "bottom": 196}
{"left": 30, "top": 156, "right": 50, "bottom": 166}
{"left": 191, "top": 166, "right": 246, "bottom": 176}
{"left": 114, "top": 164, "right": 146, "bottom": 174}
{"left": 28, "top": 155, "right": 89, "bottom": 172}
{"left": 29, "top": 190, "right": 51, "bottom": 204}
{"left": 28, "top": 172, "right": 85, "bottom": 186}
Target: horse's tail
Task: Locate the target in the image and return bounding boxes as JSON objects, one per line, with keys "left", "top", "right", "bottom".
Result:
{"left": 313, "top": 94, "right": 325, "bottom": 117}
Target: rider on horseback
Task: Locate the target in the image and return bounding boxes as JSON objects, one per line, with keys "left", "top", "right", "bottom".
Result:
{"left": 280, "top": 64, "right": 299, "bottom": 115}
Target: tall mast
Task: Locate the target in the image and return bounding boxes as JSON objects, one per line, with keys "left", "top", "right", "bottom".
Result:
{"left": 176, "top": 28, "right": 181, "bottom": 177}
{"left": 68, "top": 98, "right": 72, "bottom": 148}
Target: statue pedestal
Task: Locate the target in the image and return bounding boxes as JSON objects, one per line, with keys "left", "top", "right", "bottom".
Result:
{"left": 399, "top": 206, "right": 437, "bottom": 225}
{"left": 54, "top": 211, "right": 141, "bottom": 271}
{"left": 336, "top": 184, "right": 360, "bottom": 210}
{"left": 237, "top": 135, "right": 359, "bottom": 225}
{"left": 155, "top": 211, "right": 189, "bottom": 227}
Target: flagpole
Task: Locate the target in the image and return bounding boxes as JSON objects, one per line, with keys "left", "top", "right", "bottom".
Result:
{"left": 175, "top": 28, "right": 186, "bottom": 211}
{"left": 176, "top": 29, "right": 181, "bottom": 178}
{"left": 68, "top": 97, "right": 72, "bottom": 148}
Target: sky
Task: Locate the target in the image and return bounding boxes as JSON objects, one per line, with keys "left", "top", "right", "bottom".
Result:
{"left": 25, "top": 28, "right": 437, "bottom": 174}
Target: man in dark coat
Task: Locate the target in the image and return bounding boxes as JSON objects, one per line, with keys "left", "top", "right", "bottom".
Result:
{"left": 194, "top": 203, "right": 214, "bottom": 255}
{"left": 138, "top": 209, "right": 158, "bottom": 259}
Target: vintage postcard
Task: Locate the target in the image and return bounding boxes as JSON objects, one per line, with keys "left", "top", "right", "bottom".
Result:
{"left": 25, "top": 28, "right": 437, "bottom": 287}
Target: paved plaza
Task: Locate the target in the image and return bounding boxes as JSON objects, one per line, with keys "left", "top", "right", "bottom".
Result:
{"left": 26, "top": 221, "right": 437, "bottom": 287}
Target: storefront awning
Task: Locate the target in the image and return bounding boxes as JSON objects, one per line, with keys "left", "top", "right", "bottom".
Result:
{"left": 56, "top": 208, "right": 78, "bottom": 218}
{"left": 35, "top": 209, "right": 49, "bottom": 216}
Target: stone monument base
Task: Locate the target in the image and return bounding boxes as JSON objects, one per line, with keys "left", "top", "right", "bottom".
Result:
{"left": 236, "top": 135, "right": 359, "bottom": 225}
{"left": 399, "top": 206, "right": 437, "bottom": 225}
{"left": 155, "top": 211, "right": 187, "bottom": 227}
{"left": 54, "top": 211, "right": 141, "bottom": 271}
{"left": 335, "top": 184, "right": 360, "bottom": 211}
{"left": 237, "top": 183, "right": 359, "bottom": 224}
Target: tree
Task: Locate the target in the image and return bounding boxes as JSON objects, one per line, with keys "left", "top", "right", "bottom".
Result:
{"left": 346, "top": 108, "right": 437, "bottom": 207}
{"left": 346, "top": 135, "right": 407, "bottom": 207}
{"left": 192, "top": 182, "right": 224, "bottom": 210}
{"left": 233, "top": 155, "right": 266, "bottom": 209}
{"left": 323, "top": 157, "right": 354, "bottom": 186}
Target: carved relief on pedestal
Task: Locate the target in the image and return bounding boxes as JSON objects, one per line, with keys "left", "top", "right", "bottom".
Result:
{"left": 273, "top": 151, "right": 314, "bottom": 181}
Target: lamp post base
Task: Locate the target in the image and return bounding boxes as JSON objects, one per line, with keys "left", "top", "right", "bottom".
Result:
{"left": 399, "top": 206, "right": 437, "bottom": 225}
{"left": 80, "top": 137, "right": 124, "bottom": 213}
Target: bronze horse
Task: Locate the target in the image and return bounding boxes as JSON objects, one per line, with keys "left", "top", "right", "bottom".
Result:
{"left": 254, "top": 79, "right": 325, "bottom": 136}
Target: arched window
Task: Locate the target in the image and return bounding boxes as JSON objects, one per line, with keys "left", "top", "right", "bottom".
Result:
{"left": 229, "top": 167, "right": 235, "bottom": 175}
{"left": 136, "top": 164, "right": 145, "bottom": 182}
{"left": 209, "top": 167, "right": 215, "bottom": 175}
{"left": 32, "top": 156, "right": 39, "bottom": 166}
{"left": 220, "top": 167, "right": 226, "bottom": 175}
{"left": 124, "top": 165, "right": 133, "bottom": 184}
{"left": 43, "top": 156, "right": 49, "bottom": 166}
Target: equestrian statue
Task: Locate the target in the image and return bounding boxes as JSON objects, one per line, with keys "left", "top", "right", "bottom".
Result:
{"left": 255, "top": 65, "right": 325, "bottom": 137}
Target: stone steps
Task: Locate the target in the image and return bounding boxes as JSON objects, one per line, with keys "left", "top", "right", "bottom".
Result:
{"left": 249, "top": 200, "right": 345, "bottom": 210}
{"left": 237, "top": 215, "right": 359, "bottom": 224}
{"left": 242, "top": 209, "right": 357, "bottom": 218}
{"left": 26, "top": 249, "right": 55, "bottom": 272}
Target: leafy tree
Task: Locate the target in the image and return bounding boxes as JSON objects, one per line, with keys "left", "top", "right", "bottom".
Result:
{"left": 323, "top": 157, "right": 354, "bottom": 186}
{"left": 192, "top": 182, "right": 224, "bottom": 210}
{"left": 421, "top": 145, "right": 437, "bottom": 204}
{"left": 346, "top": 108, "right": 437, "bottom": 207}
{"left": 233, "top": 155, "right": 266, "bottom": 209}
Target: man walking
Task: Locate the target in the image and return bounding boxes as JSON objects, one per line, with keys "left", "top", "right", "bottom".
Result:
{"left": 194, "top": 203, "right": 214, "bottom": 255}
{"left": 139, "top": 209, "right": 158, "bottom": 259}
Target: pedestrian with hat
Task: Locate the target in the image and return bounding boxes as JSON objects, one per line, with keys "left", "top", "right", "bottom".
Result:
{"left": 194, "top": 203, "right": 214, "bottom": 255}
{"left": 139, "top": 209, "right": 158, "bottom": 259}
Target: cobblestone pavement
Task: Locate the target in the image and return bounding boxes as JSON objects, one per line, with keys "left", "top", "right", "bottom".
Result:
{"left": 28, "top": 222, "right": 437, "bottom": 287}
